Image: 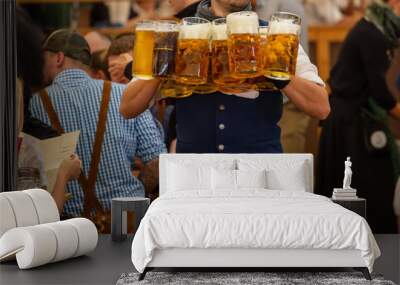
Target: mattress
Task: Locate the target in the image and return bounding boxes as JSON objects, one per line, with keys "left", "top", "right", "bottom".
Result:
{"left": 131, "top": 190, "right": 380, "bottom": 273}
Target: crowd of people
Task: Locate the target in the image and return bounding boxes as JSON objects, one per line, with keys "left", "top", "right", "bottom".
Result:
{"left": 15, "top": 0, "right": 400, "bottom": 233}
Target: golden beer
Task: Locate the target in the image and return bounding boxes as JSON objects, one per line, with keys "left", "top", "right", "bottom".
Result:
{"left": 211, "top": 18, "right": 248, "bottom": 93}
{"left": 160, "top": 79, "right": 194, "bottom": 98}
{"left": 175, "top": 17, "right": 211, "bottom": 85}
{"left": 226, "top": 11, "right": 262, "bottom": 79}
{"left": 264, "top": 12, "right": 301, "bottom": 80}
{"left": 194, "top": 55, "right": 218, "bottom": 94}
{"left": 133, "top": 21, "right": 156, "bottom": 80}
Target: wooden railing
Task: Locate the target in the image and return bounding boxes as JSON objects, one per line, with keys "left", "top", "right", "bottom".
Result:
{"left": 308, "top": 25, "right": 350, "bottom": 83}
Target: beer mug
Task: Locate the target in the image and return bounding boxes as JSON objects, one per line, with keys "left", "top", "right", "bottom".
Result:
{"left": 133, "top": 21, "right": 156, "bottom": 80}
{"left": 248, "top": 24, "right": 276, "bottom": 92}
{"left": 193, "top": 55, "right": 218, "bottom": 94}
{"left": 153, "top": 21, "right": 179, "bottom": 78}
{"left": 175, "top": 17, "right": 211, "bottom": 85}
{"left": 226, "top": 11, "right": 261, "bottom": 79}
{"left": 264, "top": 12, "right": 301, "bottom": 80}
{"left": 211, "top": 18, "right": 248, "bottom": 94}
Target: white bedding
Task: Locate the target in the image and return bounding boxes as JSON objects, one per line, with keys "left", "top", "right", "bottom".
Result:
{"left": 131, "top": 190, "right": 380, "bottom": 273}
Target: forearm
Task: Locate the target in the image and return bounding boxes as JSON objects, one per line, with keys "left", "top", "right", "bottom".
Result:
{"left": 389, "top": 103, "right": 400, "bottom": 121}
{"left": 138, "top": 158, "right": 159, "bottom": 196}
{"left": 282, "top": 76, "right": 330, "bottom": 120}
{"left": 120, "top": 79, "right": 161, "bottom": 119}
{"left": 51, "top": 170, "right": 69, "bottom": 213}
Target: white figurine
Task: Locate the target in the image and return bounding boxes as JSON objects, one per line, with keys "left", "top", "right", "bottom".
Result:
{"left": 343, "top": 157, "right": 353, "bottom": 190}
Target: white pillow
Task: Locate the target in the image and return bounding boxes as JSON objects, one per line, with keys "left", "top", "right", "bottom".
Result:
{"left": 266, "top": 164, "right": 307, "bottom": 191}
{"left": 167, "top": 162, "right": 211, "bottom": 191}
{"left": 211, "top": 168, "right": 237, "bottom": 190}
{"left": 236, "top": 169, "right": 267, "bottom": 189}
{"left": 237, "top": 159, "right": 308, "bottom": 191}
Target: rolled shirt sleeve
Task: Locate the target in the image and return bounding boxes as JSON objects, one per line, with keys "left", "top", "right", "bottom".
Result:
{"left": 296, "top": 45, "right": 326, "bottom": 86}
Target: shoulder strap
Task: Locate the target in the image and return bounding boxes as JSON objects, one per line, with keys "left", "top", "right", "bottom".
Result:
{"left": 38, "top": 81, "right": 112, "bottom": 217}
{"left": 82, "top": 80, "right": 112, "bottom": 217}
{"left": 39, "top": 90, "right": 65, "bottom": 135}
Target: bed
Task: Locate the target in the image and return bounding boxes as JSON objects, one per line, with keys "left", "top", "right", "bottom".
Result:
{"left": 131, "top": 154, "right": 380, "bottom": 280}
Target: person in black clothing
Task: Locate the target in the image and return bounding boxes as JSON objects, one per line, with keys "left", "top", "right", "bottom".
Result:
{"left": 317, "top": 0, "right": 400, "bottom": 233}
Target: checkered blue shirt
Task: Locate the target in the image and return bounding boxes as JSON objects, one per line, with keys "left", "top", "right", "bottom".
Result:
{"left": 30, "top": 69, "right": 166, "bottom": 216}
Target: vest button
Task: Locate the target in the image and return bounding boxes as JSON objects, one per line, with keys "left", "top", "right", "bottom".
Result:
{"left": 219, "top": 123, "right": 225, "bottom": 130}
{"left": 218, "top": 144, "right": 225, "bottom": 152}
{"left": 219, "top": 104, "right": 225, "bottom": 111}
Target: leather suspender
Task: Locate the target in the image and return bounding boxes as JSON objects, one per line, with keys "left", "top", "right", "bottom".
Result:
{"left": 39, "top": 81, "right": 112, "bottom": 217}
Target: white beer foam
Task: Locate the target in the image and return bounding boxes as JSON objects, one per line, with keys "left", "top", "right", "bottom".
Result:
{"left": 136, "top": 22, "right": 156, "bottom": 31}
{"left": 212, "top": 24, "right": 228, "bottom": 40}
{"left": 156, "top": 22, "right": 179, "bottom": 32}
{"left": 226, "top": 12, "right": 259, "bottom": 34}
{"left": 179, "top": 22, "right": 211, "bottom": 39}
{"left": 268, "top": 21, "right": 300, "bottom": 35}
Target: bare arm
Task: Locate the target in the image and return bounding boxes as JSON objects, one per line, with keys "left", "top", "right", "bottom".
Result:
{"left": 389, "top": 103, "right": 400, "bottom": 121}
{"left": 120, "top": 79, "right": 161, "bottom": 119}
{"left": 52, "top": 155, "right": 81, "bottom": 213}
{"left": 283, "top": 76, "right": 330, "bottom": 120}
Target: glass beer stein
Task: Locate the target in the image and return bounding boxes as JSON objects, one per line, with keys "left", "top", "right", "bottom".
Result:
{"left": 132, "top": 21, "right": 156, "bottom": 80}
{"left": 264, "top": 12, "right": 301, "bottom": 80}
{"left": 175, "top": 17, "right": 211, "bottom": 85}
{"left": 248, "top": 25, "right": 276, "bottom": 92}
{"left": 153, "top": 21, "right": 179, "bottom": 78}
{"left": 211, "top": 18, "right": 249, "bottom": 94}
{"left": 226, "top": 11, "right": 262, "bottom": 79}
{"left": 193, "top": 55, "right": 218, "bottom": 94}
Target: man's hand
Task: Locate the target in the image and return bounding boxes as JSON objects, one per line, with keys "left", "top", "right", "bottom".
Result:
{"left": 108, "top": 53, "right": 133, "bottom": 84}
{"left": 58, "top": 154, "right": 82, "bottom": 181}
{"left": 52, "top": 154, "right": 82, "bottom": 213}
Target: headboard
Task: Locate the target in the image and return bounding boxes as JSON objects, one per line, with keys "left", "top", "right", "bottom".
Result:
{"left": 159, "top": 154, "right": 314, "bottom": 195}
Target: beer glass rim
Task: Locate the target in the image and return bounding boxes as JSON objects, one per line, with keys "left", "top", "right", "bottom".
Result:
{"left": 271, "top": 12, "right": 301, "bottom": 22}
{"left": 136, "top": 20, "right": 157, "bottom": 30}
{"left": 212, "top": 18, "right": 226, "bottom": 25}
{"left": 155, "top": 20, "right": 179, "bottom": 31}
{"left": 227, "top": 11, "right": 258, "bottom": 17}
{"left": 181, "top": 17, "right": 210, "bottom": 25}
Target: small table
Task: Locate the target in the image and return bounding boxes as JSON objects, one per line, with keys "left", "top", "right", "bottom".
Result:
{"left": 111, "top": 197, "right": 150, "bottom": 242}
{"left": 331, "top": 198, "right": 366, "bottom": 219}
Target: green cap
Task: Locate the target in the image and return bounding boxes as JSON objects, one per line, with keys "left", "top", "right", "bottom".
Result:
{"left": 43, "top": 29, "right": 91, "bottom": 66}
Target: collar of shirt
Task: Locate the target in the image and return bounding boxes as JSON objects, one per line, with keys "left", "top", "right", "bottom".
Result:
{"left": 52, "top": 68, "right": 92, "bottom": 89}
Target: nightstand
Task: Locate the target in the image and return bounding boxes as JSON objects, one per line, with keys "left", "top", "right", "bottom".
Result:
{"left": 331, "top": 198, "right": 366, "bottom": 219}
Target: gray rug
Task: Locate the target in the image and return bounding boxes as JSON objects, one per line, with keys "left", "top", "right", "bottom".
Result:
{"left": 116, "top": 272, "right": 396, "bottom": 285}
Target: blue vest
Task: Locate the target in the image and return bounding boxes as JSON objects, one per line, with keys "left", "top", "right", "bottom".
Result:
{"left": 174, "top": 18, "right": 282, "bottom": 154}
{"left": 175, "top": 90, "right": 283, "bottom": 153}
